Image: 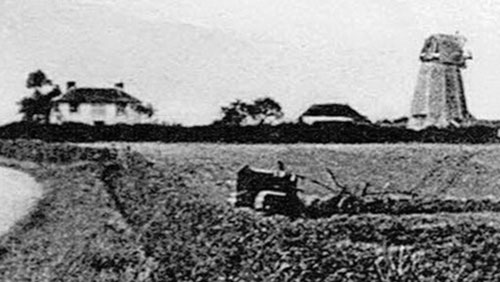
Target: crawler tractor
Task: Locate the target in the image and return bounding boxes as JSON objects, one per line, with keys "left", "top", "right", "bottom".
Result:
{"left": 234, "top": 164, "right": 306, "bottom": 217}
{"left": 231, "top": 162, "right": 399, "bottom": 217}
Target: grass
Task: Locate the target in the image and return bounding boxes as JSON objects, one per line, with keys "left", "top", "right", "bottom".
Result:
{"left": 90, "top": 142, "right": 500, "bottom": 200}
{"left": 0, "top": 159, "right": 148, "bottom": 281}
{"left": 4, "top": 141, "right": 500, "bottom": 281}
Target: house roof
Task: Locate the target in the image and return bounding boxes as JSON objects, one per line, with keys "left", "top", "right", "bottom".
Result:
{"left": 55, "top": 88, "right": 141, "bottom": 104}
{"left": 301, "top": 103, "right": 369, "bottom": 122}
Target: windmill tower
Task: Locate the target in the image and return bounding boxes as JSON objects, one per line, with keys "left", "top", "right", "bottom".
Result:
{"left": 408, "top": 33, "right": 474, "bottom": 130}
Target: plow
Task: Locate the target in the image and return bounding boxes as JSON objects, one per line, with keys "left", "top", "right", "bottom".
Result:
{"left": 231, "top": 162, "right": 500, "bottom": 218}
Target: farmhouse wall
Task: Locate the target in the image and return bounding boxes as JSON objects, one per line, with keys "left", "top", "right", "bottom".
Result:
{"left": 50, "top": 103, "right": 145, "bottom": 125}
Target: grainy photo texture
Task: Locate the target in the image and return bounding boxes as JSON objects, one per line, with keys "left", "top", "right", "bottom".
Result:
{"left": 1, "top": 1, "right": 500, "bottom": 281}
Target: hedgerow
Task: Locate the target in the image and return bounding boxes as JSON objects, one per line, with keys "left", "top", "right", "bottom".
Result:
{"left": 0, "top": 121, "right": 497, "bottom": 143}
{"left": 0, "top": 139, "right": 116, "bottom": 164}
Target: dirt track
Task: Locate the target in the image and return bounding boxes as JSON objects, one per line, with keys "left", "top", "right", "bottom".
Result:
{"left": 0, "top": 167, "right": 41, "bottom": 235}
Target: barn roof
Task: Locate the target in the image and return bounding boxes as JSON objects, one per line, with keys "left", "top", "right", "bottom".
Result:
{"left": 301, "top": 103, "right": 368, "bottom": 121}
{"left": 55, "top": 88, "right": 141, "bottom": 104}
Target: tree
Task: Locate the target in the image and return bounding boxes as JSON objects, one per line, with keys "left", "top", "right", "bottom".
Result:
{"left": 248, "top": 97, "right": 284, "bottom": 125}
{"left": 18, "top": 70, "right": 61, "bottom": 123}
{"left": 26, "top": 70, "right": 50, "bottom": 88}
{"left": 215, "top": 97, "right": 284, "bottom": 126}
{"left": 218, "top": 100, "right": 250, "bottom": 126}
{"left": 133, "top": 103, "right": 155, "bottom": 118}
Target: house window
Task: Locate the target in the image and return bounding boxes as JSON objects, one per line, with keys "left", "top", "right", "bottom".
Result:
{"left": 116, "top": 103, "right": 126, "bottom": 115}
{"left": 91, "top": 105, "right": 106, "bottom": 117}
{"left": 69, "top": 103, "right": 79, "bottom": 113}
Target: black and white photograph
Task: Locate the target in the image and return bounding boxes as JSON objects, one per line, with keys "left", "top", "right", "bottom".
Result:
{"left": 2, "top": 0, "right": 500, "bottom": 280}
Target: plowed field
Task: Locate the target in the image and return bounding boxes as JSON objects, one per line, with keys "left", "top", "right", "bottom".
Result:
{"left": 70, "top": 142, "right": 500, "bottom": 280}
{"left": 95, "top": 143, "right": 500, "bottom": 201}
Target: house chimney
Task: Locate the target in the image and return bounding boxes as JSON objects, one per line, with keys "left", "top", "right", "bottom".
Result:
{"left": 67, "top": 81, "right": 76, "bottom": 90}
{"left": 115, "top": 82, "right": 124, "bottom": 89}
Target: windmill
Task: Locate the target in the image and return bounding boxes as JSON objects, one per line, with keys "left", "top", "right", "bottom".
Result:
{"left": 408, "top": 33, "right": 474, "bottom": 130}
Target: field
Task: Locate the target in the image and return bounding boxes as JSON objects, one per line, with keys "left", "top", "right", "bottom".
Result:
{"left": 94, "top": 142, "right": 500, "bottom": 280}
{"left": 3, "top": 141, "right": 500, "bottom": 281}
{"left": 97, "top": 142, "right": 500, "bottom": 200}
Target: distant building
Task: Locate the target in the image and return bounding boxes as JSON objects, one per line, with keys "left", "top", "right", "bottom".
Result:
{"left": 408, "top": 33, "right": 474, "bottom": 130}
{"left": 299, "top": 103, "right": 370, "bottom": 125}
{"left": 375, "top": 117, "right": 409, "bottom": 128}
{"left": 50, "top": 82, "right": 152, "bottom": 125}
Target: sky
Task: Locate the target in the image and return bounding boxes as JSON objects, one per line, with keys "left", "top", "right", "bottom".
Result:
{"left": 2, "top": 0, "right": 500, "bottom": 125}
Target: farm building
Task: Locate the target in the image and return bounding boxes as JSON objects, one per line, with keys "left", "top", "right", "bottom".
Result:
{"left": 49, "top": 82, "right": 153, "bottom": 125}
{"left": 298, "top": 103, "right": 370, "bottom": 125}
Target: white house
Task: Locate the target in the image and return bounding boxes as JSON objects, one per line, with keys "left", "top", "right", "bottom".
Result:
{"left": 50, "top": 82, "right": 152, "bottom": 125}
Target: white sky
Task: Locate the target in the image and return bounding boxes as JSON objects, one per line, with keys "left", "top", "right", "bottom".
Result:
{"left": 2, "top": 0, "right": 500, "bottom": 125}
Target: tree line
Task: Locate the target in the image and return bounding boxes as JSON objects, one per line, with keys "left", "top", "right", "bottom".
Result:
{"left": 18, "top": 70, "right": 284, "bottom": 126}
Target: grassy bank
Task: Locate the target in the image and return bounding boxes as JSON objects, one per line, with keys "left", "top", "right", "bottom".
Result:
{"left": 0, "top": 160, "right": 148, "bottom": 281}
